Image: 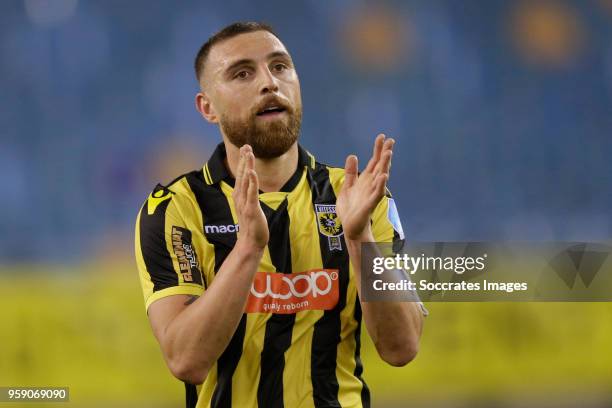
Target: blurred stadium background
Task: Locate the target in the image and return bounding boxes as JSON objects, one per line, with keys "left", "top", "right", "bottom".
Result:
{"left": 1, "top": 0, "right": 612, "bottom": 407}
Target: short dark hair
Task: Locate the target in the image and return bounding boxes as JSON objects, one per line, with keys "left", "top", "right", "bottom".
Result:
{"left": 194, "top": 21, "right": 278, "bottom": 84}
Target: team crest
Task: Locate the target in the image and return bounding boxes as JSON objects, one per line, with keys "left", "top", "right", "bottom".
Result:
{"left": 315, "top": 204, "right": 343, "bottom": 251}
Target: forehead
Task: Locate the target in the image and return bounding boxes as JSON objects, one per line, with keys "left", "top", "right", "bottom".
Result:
{"left": 207, "top": 31, "right": 290, "bottom": 76}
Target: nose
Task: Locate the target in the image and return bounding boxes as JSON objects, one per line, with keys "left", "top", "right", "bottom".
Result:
{"left": 259, "top": 67, "right": 279, "bottom": 95}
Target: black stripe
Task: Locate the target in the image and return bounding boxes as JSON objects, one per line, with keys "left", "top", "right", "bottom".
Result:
{"left": 257, "top": 198, "right": 296, "bottom": 408}
{"left": 386, "top": 192, "right": 405, "bottom": 254}
{"left": 186, "top": 172, "right": 237, "bottom": 273}
{"left": 186, "top": 171, "right": 246, "bottom": 408}
{"left": 261, "top": 199, "right": 292, "bottom": 273}
{"left": 211, "top": 316, "right": 247, "bottom": 408}
{"left": 307, "top": 164, "right": 348, "bottom": 408}
{"left": 353, "top": 298, "right": 370, "bottom": 408}
{"left": 392, "top": 228, "right": 404, "bottom": 254}
{"left": 185, "top": 383, "right": 198, "bottom": 408}
{"left": 139, "top": 198, "right": 178, "bottom": 292}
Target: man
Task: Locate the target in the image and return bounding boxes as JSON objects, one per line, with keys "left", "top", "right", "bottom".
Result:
{"left": 135, "top": 22, "right": 426, "bottom": 408}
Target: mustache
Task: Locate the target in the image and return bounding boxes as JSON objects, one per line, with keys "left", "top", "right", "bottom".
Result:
{"left": 252, "top": 95, "right": 292, "bottom": 115}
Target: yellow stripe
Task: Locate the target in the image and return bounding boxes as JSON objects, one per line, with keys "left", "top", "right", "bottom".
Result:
{"left": 203, "top": 164, "right": 212, "bottom": 185}
{"left": 259, "top": 191, "right": 289, "bottom": 210}
{"left": 308, "top": 151, "right": 315, "bottom": 169}
{"left": 145, "top": 285, "right": 204, "bottom": 310}
{"left": 231, "top": 314, "right": 269, "bottom": 407}
{"left": 326, "top": 166, "right": 344, "bottom": 197}
{"left": 197, "top": 363, "right": 217, "bottom": 408}
{"left": 207, "top": 163, "right": 214, "bottom": 184}
{"left": 336, "top": 264, "right": 363, "bottom": 407}
{"left": 327, "top": 166, "right": 368, "bottom": 406}
{"left": 371, "top": 196, "right": 394, "bottom": 243}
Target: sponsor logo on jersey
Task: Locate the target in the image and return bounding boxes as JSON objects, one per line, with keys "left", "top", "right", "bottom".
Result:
{"left": 315, "top": 204, "right": 343, "bottom": 251}
{"left": 171, "top": 226, "right": 201, "bottom": 283}
{"left": 245, "top": 269, "right": 339, "bottom": 314}
{"left": 204, "top": 223, "right": 240, "bottom": 234}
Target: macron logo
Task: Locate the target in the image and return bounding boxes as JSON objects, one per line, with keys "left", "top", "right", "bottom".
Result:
{"left": 204, "top": 224, "right": 239, "bottom": 234}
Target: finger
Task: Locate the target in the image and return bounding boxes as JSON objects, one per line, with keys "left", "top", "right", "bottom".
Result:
{"left": 246, "top": 169, "right": 259, "bottom": 207}
{"left": 234, "top": 146, "right": 248, "bottom": 195}
{"left": 370, "top": 173, "right": 388, "bottom": 204}
{"left": 375, "top": 149, "right": 393, "bottom": 176}
{"left": 363, "top": 174, "right": 387, "bottom": 214}
{"left": 245, "top": 149, "right": 254, "bottom": 172}
{"left": 377, "top": 137, "right": 394, "bottom": 163}
{"left": 382, "top": 137, "right": 395, "bottom": 154}
{"left": 240, "top": 152, "right": 253, "bottom": 204}
{"left": 365, "top": 133, "right": 385, "bottom": 173}
{"left": 342, "top": 155, "right": 358, "bottom": 192}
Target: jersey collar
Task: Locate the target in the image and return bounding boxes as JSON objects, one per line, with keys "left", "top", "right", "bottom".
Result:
{"left": 203, "top": 142, "right": 316, "bottom": 191}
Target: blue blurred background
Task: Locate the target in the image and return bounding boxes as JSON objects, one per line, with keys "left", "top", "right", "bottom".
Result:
{"left": 2, "top": 1, "right": 612, "bottom": 407}
{"left": 2, "top": 0, "right": 612, "bottom": 263}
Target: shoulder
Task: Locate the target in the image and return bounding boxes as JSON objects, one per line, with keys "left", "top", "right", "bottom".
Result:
{"left": 139, "top": 169, "right": 205, "bottom": 218}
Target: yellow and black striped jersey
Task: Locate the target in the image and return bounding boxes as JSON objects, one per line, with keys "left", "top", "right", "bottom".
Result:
{"left": 135, "top": 143, "right": 406, "bottom": 408}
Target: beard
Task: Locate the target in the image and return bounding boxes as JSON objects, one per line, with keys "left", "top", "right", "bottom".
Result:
{"left": 220, "top": 98, "right": 302, "bottom": 159}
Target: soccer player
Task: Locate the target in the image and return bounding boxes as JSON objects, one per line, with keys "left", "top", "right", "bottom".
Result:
{"left": 135, "top": 22, "right": 426, "bottom": 408}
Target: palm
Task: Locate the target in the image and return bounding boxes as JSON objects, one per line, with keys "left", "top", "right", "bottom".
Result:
{"left": 337, "top": 134, "right": 394, "bottom": 241}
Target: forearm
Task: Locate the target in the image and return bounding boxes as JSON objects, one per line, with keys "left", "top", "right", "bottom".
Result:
{"left": 163, "top": 239, "right": 263, "bottom": 381}
{"left": 346, "top": 231, "right": 424, "bottom": 366}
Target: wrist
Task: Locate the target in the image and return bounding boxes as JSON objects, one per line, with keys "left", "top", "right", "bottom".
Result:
{"left": 345, "top": 226, "right": 375, "bottom": 244}
{"left": 235, "top": 237, "right": 266, "bottom": 258}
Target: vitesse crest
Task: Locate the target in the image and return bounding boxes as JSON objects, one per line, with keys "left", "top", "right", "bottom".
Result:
{"left": 315, "top": 204, "right": 343, "bottom": 251}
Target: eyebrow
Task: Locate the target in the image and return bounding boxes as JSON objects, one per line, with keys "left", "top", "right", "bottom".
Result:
{"left": 224, "top": 51, "right": 292, "bottom": 76}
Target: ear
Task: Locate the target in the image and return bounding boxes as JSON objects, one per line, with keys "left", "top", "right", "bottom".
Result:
{"left": 195, "top": 91, "right": 219, "bottom": 124}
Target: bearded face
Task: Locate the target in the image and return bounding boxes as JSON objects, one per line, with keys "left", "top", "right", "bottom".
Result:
{"left": 220, "top": 95, "right": 302, "bottom": 159}
{"left": 197, "top": 31, "right": 304, "bottom": 159}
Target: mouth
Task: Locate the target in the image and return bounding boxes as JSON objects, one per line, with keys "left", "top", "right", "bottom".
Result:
{"left": 256, "top": 104, "right": 287, "bottom": 118}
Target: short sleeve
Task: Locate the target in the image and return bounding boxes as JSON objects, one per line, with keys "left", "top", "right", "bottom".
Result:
{"left": 370, "top": 191, "right": 429, "bottom": 317}
{"left": 371, "top": 190, "right": 405, "bottom": 253}
{"left": 135, "top": 184, "right": 205, "bottom": 311}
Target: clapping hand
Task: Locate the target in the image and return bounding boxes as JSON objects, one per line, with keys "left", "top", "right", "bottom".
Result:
{"left": 232, "top": 145, "right": 269, "bottom": 250}
{"left": 336, "top": 134, "right": 394, "bottom": 241}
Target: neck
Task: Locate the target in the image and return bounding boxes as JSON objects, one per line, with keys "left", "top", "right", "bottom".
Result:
{"left": 225, "top": 141, "right": 299, "bottom": 192}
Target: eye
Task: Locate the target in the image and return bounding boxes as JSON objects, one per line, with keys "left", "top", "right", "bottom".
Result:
{"left": 234, "top": 70, "right": 250, "bottom": 80}
{"left": 272, "top": 63, "right": 287, "bottom": 72}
